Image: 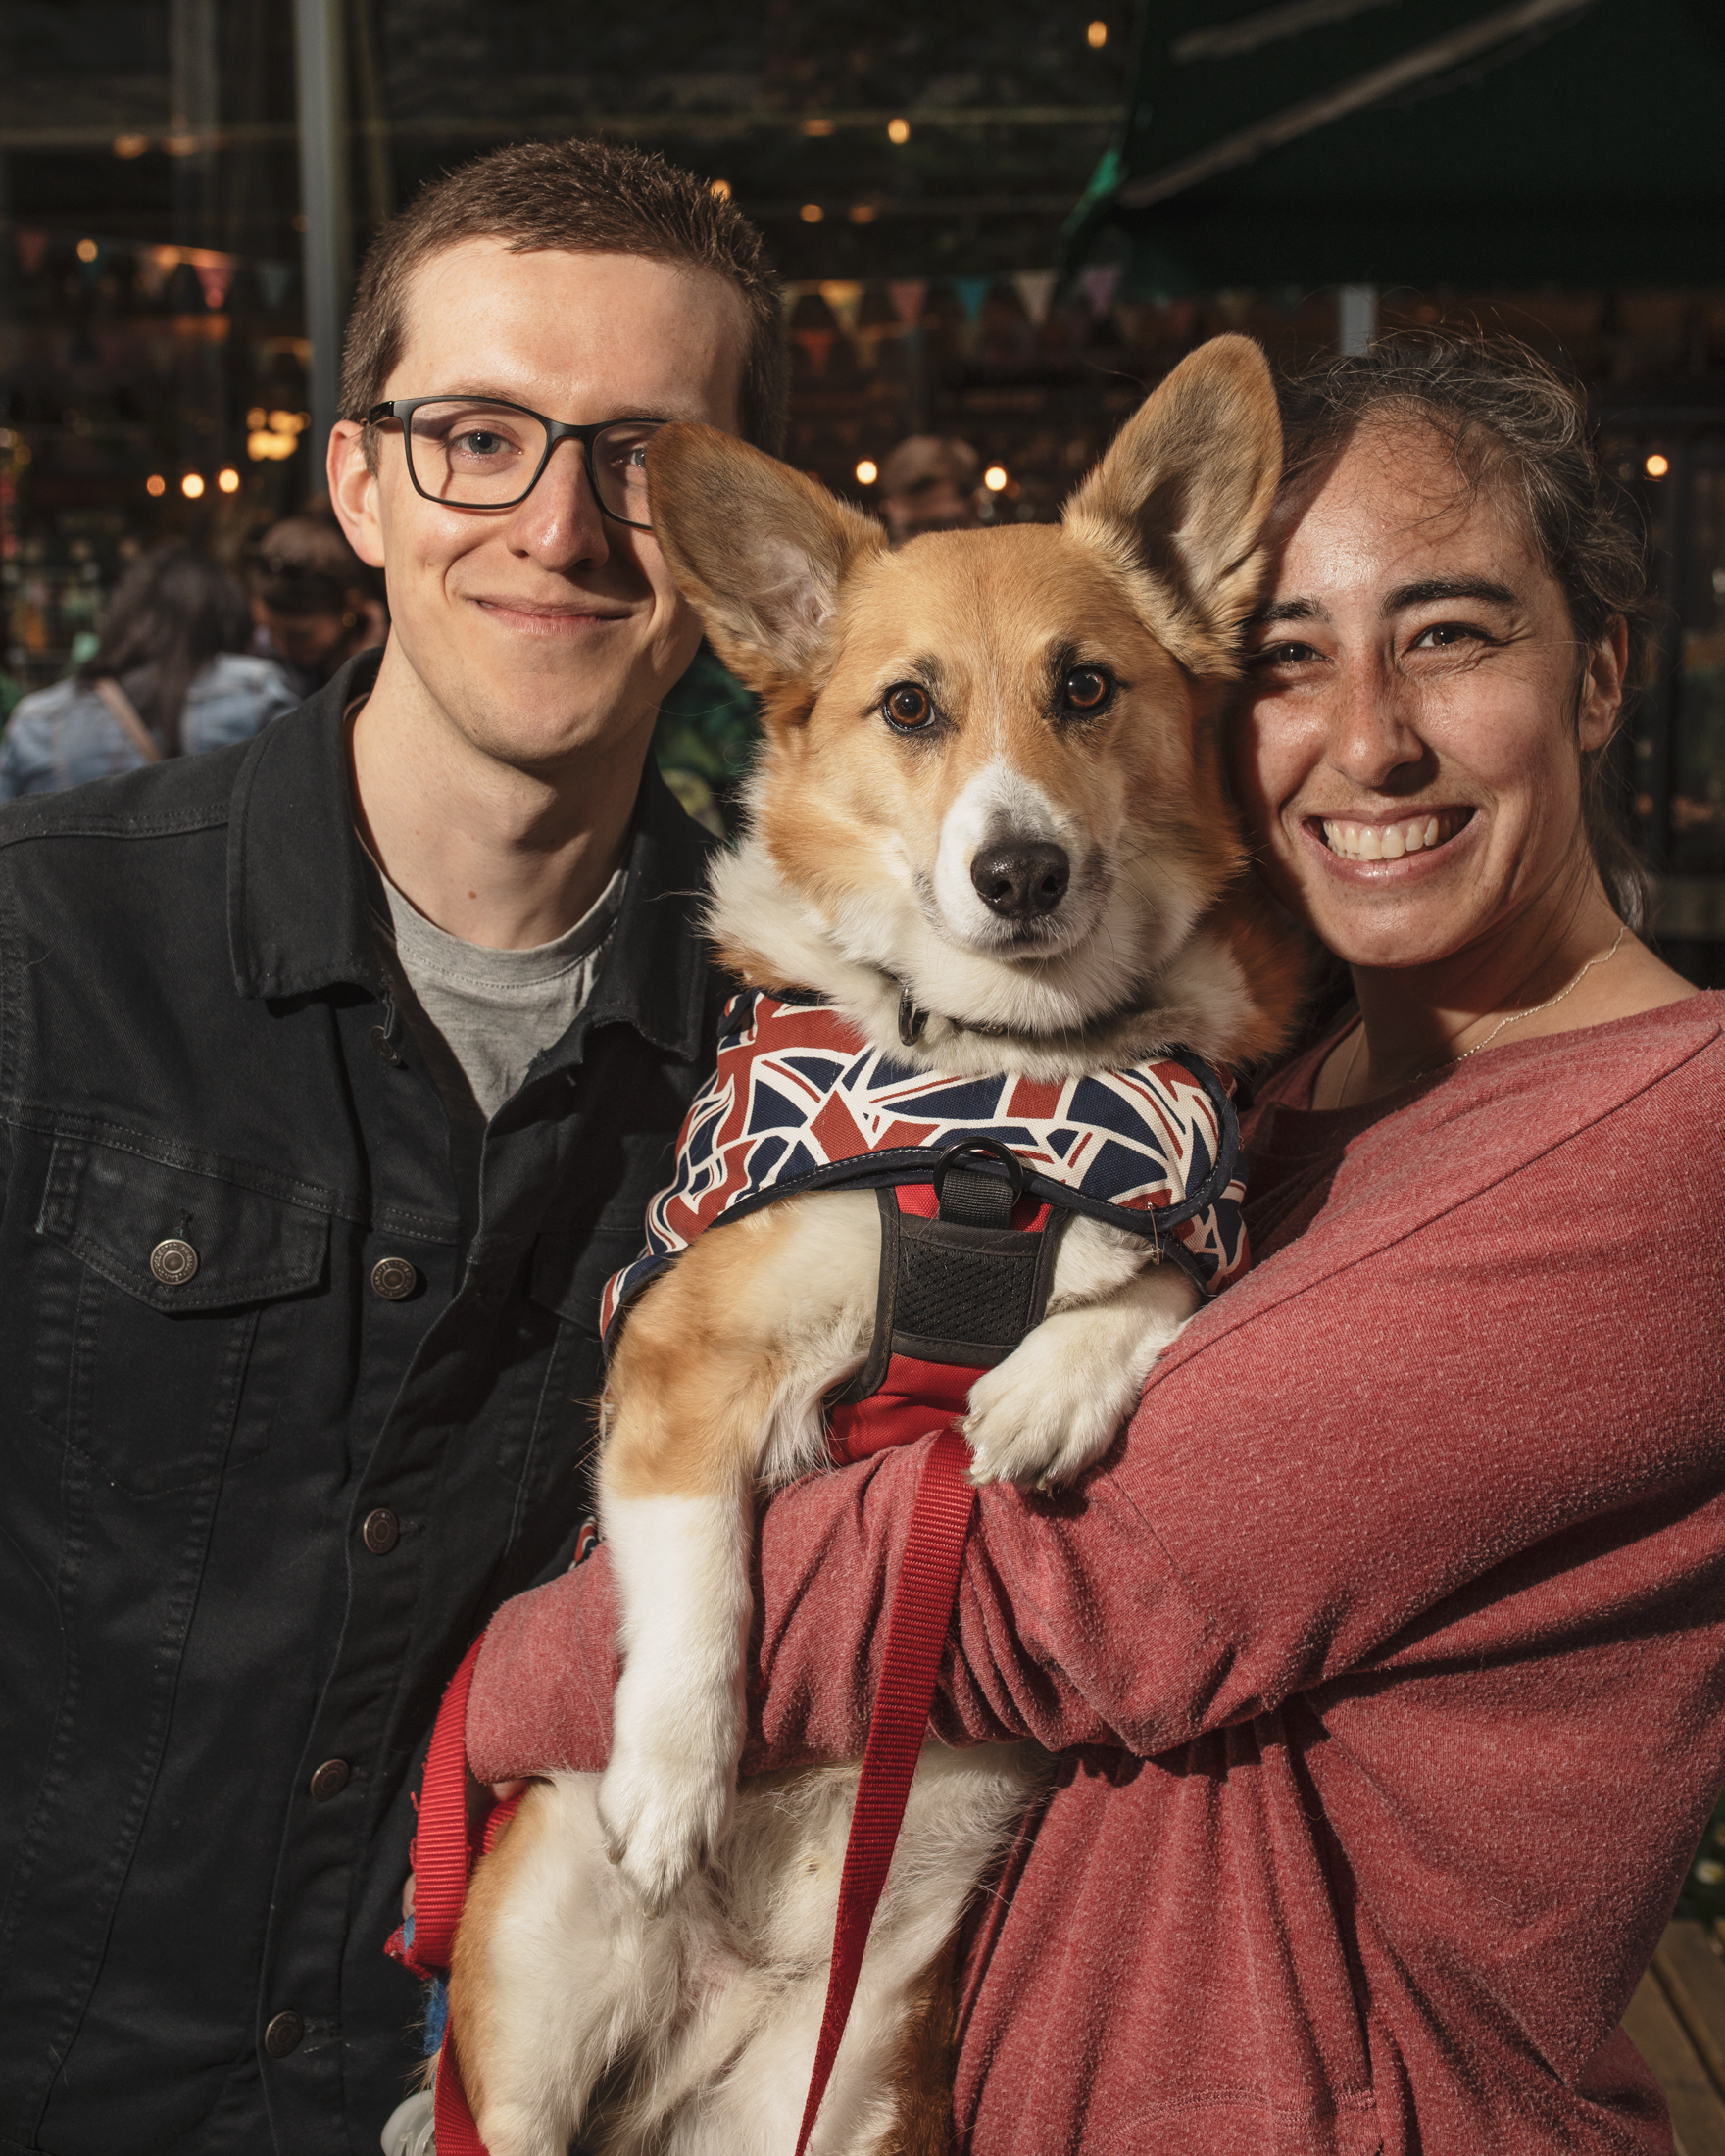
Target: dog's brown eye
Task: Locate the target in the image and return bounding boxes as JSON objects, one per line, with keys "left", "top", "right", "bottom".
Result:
{"left": 1061, "top": 666, "right": 1112, "bottom": 712}
{"left": 883, "top": 683, "right": 934, "bottom": 731}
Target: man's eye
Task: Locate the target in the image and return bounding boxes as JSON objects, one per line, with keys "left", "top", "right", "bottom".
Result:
{"left": 1410, "top": 621, "right": 1486, "bottom": 650}
{"left": 882, "top": 683, "right": 935, "bottom": 731}
{"left": 1060, "top": 665, "right": 1113, "bottom": 713}
{"left": 1253, "top": 640, "right": 1319, "bottom": 666}
{"left": 453, "top": 430, "right": 511, "bottom": 460}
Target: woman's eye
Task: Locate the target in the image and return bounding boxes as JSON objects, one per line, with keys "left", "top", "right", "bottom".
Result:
{"left": 1410, "top": 621, "right": 1486, "bottom": 651}
{"left": 1060, "top": 665, "right": 1112, "bottom": 712}
{"left": 882, "top": 683, "right": 934, "bottom": 730}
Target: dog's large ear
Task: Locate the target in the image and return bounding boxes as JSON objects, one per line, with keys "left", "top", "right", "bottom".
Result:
{"left": 1062, "top": 334, "right": 1282, "bottom": 676}
{"left": 646, "top": 424, "right": 886, "bottom": 696}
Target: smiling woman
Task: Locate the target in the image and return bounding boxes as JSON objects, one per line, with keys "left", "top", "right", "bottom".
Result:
{"left": 1231, "top": 335, "right": 1692, "bottom": 1108}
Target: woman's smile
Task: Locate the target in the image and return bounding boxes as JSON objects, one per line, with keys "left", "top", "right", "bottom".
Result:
{"left": 1307, "top": 804, "right": 1475, "bottom": 868}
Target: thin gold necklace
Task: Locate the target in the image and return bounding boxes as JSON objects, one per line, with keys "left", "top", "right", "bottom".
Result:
{"left": 1334, "top": 923, "right": 1627, "bottom": 1106}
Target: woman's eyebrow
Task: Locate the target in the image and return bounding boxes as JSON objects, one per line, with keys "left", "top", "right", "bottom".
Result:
{"left": 1248, "top": 598, "right": 1325, "bottom": 626}
{"left": 1384, "top": 576, "right": 1520, "bottom": 615}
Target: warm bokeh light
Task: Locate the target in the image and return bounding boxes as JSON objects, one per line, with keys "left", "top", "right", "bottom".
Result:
{"left": 800, "top": 202, "right": 824, "bottom": 223}
{"left": 1646, "top": 452, "right": 1670, "bottom": 478}
{"left": 849, "top": 203, "right": 877, "bottom": 223}
{"left": 801, "top": 117, "right": 836, "bottom": 137}
{"left": 145, "top": 473, "right": 167, "bottom": 498}
{"left": 217, "top": 466, "right": 240, "bottom": 494}
{"left": 709, "top": 177, "right": 731, "bottom": 200}
{"left": 248, "top": 429, "right": 298, "bottom": 463}
{"left": 1087, "top": 19, "right": 1109, "bottom": 45}
{"left": 76, "top": 238, "right": 99, "bottom": 264}
{"left": 180, "top": 472, "right": 205, "bottom": 499}
{"left": 112, "top": 134, "right": 148, "bottom": 159}
{"left": 984, "top": 466, "right": 1009, "bottom": 492}
{"left": 247, "top": 406, "right": 267, "bottom": 430}
{"left": 887, "top": 117, "right": 911, "bottom": 144}
{"left": 856, "top": 460, "right": 878, "bottom": 486}
{"left": 268, "top": 409, "right": 303, "bottom": 434}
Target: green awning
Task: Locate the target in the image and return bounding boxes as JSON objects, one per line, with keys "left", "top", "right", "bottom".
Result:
{"left": 1066, "top": 0, "right": 1725, "bottom": 293}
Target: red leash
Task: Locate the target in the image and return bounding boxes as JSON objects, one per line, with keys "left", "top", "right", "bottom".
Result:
{"left": 793, "top": 1427, "right": 976, "bottom": 2156}
{"left": 395, "top": 1635, "right": 517, "bottom": 2156}
{"left": 404, "top": 1427, "right": 975, "bottom": 2156}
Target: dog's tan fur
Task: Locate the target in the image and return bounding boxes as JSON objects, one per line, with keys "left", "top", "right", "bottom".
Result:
{"left": 447, "top": 337, "right": 1300, "bottom": 2155}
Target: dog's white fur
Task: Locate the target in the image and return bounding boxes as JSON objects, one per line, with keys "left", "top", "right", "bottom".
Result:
{"left": 462, "top": 1745, "right": 1045, "bottom": 2156}
{"left": 449, "top": 336, "right": 1295, "bottom": 2155}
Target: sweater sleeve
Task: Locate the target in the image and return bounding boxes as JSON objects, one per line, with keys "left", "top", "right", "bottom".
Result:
{"left": 465, "top": 1008, "right": 1725, "bottom": 1785}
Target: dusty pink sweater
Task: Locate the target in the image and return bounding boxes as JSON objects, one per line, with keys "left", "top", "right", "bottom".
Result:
{"left": 467, "top": 994, "right": 1725, "bottom": 2155}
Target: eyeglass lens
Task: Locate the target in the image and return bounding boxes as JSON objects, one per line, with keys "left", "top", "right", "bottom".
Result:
{"left": 401, "top": 401, "right": 656, "bottom": 518}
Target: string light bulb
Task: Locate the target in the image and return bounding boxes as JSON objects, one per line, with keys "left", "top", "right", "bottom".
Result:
{"left": 1646, "top": 452, "right": 1670, "bottom": 478}
{"left": 1087, "top": 20, "right": 1109, "bottom": 46}
{"left": 887, "top": 117, "right": 911, "bottom": 145}
{"left": 984, "top": 466, "right": 1009, "bottom": 492}
{"left": 856, "top": 460, "right": 878, "bottom": 485}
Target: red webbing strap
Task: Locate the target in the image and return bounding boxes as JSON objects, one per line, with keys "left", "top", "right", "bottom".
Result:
{"left": 406, "top": 1634, "right": 487, "bottom": 1978}
{"left": 403, "top": 1633, "right": 521, "bottom": 2156}
{"left": 794, "top": 1427, "right": 977, "bottom": 2156}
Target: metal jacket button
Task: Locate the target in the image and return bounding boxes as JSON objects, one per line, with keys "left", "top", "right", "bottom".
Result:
{"left": 370, "top": 1256, "right": 418, "bottom": 1299}
{"left": 362, "top": 1506, "right": 399, "bottom": 1553}
{"left": 309, "top": 1757, "right": 351, "bottom": 1801}
{"left": 264, "top": 2010, "right": 304, "bottom": 2057}
{"left": 149, "top": 1237, "right": 199, "bottom": 1286}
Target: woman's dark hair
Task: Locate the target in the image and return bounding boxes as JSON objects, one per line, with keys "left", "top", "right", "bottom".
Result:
{"left": 79, "top": 546, "right": 255, "bottom": 757}
{"left": 1274, "top": 334, "right": 1656, "bottom": 929}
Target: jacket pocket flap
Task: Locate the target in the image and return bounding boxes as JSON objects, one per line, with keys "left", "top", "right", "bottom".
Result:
{"left": 529, "top": 1223, "right": 646, "bottom": 1334}
{"left": 38, "top": 1140, "right": 330, "bottom": 1311}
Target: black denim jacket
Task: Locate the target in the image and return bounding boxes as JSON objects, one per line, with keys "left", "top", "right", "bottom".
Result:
{"left": 0, "top": 655, "right": 725, "bottom": 2155}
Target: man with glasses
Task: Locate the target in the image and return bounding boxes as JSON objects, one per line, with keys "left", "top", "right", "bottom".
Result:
{"left": 0, "top": 139, "right": 780, "bottom": 2156}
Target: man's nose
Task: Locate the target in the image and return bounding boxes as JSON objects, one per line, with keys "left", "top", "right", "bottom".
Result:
{"left": 506, "top": 438, "right": 612, "bottom": 570}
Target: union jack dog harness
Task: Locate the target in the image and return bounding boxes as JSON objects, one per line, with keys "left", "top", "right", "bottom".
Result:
{"left": 394, "top": 988, "right": 1248, "bottom": 2156}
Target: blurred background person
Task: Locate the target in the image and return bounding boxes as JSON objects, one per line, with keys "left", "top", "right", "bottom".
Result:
{"left": 876, "top": 433, "right": 985, "bottom": 544}
{"left": 0, "top": 546, "right": 296, "bottom": 800}
{"left": 246, "top": 501, "right": 389, "bottom": 697}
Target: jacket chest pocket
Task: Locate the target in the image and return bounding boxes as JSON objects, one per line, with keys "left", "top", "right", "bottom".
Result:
{"left": 34, "top": 1139, "right": 331, "bottom": 1496}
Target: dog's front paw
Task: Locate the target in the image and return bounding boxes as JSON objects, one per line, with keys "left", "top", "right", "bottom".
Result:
{"left": 963, "top": 1323, "right": 1135, "bottom": 1490}
{"left": 596, "top": 1745, "right": 730, "bottom": 1914}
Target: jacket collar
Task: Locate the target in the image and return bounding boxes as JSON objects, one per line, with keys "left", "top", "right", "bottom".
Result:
{"left": 225, "top": 648, "right": 716, "bottom": 1064}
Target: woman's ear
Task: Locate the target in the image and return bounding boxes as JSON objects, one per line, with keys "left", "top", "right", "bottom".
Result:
{"left": 1578, "top": 615, "right": 1630, "bottom": 753}
{"left": 1062, "top": 334, "right": 1283, "bottom": 677}
{"left": 646, "top": 426, "right": 886, "bottom": 699}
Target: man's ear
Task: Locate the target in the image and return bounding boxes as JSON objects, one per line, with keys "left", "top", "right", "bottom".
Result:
{"left": 327, "top": 421, "right": 387, "bottom": 570}
{"left": 646, "top": 425, "right": 886, "bottom": 695}
{"left": 1062, "top": 334, "right": 1283, "bottom": 676}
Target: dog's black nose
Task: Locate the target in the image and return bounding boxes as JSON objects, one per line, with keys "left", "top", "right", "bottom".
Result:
{"left": 970, "top": 842, "right": 1070, "bottom": 919}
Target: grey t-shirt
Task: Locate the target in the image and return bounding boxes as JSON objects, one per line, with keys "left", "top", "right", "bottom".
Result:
{"left": 376, "top": 867, "right": 624, "bottom": 1123}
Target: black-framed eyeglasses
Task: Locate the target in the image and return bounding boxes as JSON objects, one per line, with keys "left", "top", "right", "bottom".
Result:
{"left": 365, "top": 397, "right": 662, "bottom": 525}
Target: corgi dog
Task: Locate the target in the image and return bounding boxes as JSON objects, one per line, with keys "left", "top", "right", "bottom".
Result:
{"left": 446, "top": 334, "right": 1300, "bottom": 2155}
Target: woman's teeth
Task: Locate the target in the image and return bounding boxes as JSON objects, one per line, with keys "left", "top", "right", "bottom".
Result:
{"left": 1321, "top": 811, "right": 1460, "bottom": 861}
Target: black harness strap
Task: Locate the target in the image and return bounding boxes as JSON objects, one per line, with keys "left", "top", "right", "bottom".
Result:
{"left": 830, "top": 1140, "right": 1071, "bottom": 1406}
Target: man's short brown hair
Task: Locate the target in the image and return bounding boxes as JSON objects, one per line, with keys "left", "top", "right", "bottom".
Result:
{"left": 339, "top": 138, "right": 786, "bottom": 455}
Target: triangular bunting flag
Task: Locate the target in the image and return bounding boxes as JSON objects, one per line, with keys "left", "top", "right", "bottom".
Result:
{"left": 196, "top": 262, "right": 233, "bottom": 310}
{"left": 887, "top": 279, "right": 926, "bottom": 327}
{"left": 257, "top": 261, "right": 296, "bottom": 311}
{"left": 1014, "top": 270, "right": 1058, "bottom": 325}
{"left": 956, "top": 276, "right": 991, "bottom": 324}
{"left": 818, "top": 280, "right": 864, "bottom": 338}
{"left": 793, "top": 327, "right": 835, "bottom": 376}
{"left": 1079, "top": 264, "right": 1121, "bottom": 318}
